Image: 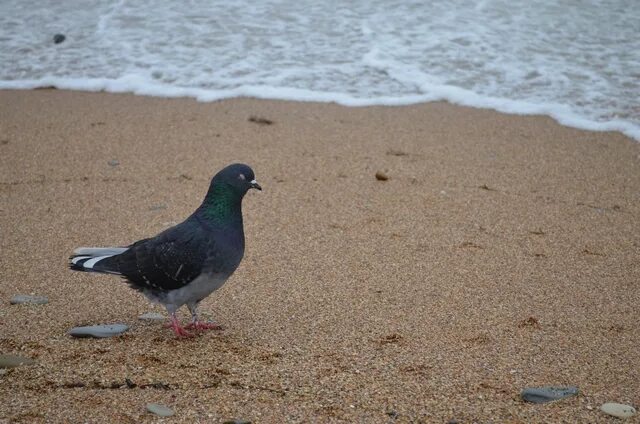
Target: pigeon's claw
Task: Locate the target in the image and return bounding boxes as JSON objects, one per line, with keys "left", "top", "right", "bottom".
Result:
{"left": 185, "top": 321, "right": 224, "bottom": 331}
{"left": 168, "top": 313, "right": 194, "bottom": 338}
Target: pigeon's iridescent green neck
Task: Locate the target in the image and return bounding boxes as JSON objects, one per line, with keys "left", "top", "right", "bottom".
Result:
{"left": 198, "top": 183, "right": 244, "bottom": 226}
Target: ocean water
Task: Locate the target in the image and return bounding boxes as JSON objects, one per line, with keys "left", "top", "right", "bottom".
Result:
{"left": 1, "top": 0, "right": 639, "bottom": 140}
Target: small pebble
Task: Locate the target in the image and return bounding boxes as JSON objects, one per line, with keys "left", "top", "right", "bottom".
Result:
{"left": 375, "top": 171, "right": 389, "bottom": 181}
{"left": 53, "top": 34, "right": 65, "bottom": 44}
{"left": 521, "top": 386, "right": 579, "bottom": 403}
{"left": 108, "top": 159, "right": 120, "bottom": 167}
{"left": 69, "top": 324, "right": 129, "bottom": 338}
{"left": 223, "top": 420, "right": 251, "bottom": 424}
{"left": 149, "top": 204, "right": 167, "bottom": 211}
{"left": 138, "top": 312, "right": 165, "bottom": 321}
{"left": 600, "top": 402, "right": 636, "bottom": 419}
{"left": 10, "top": 295, "right": 49, "bottom": 305}
{"left": 146, "top": 403, "right": 174, "bottom": 417}
{"left": 0, "top": 354, "right": 35, "bottom": 368}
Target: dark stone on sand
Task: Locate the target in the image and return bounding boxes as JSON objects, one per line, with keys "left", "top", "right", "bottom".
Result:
{"left": 10, "top": 295, "right": 49, "bottom": 305}
{"left": 223, "top": 420, "right": 251, "bottom": 424}
{"left": 375, "top": 171, "right": 389, "bottom": 181}
{"left": 69, "top": 324, "right": 129, "bottom": 338}
{"left": 521, "top": 386, "right": 579, "bottom": 403}
{"left": 53, "top": 34, "right": 66, "bottom": 44}
{"left": 248, "top": 116, "right": 273, "bottom": 125}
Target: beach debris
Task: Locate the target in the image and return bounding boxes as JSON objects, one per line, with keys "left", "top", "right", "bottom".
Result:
{"left": 223, "top": 419, "right": 251, "bottom": 424}
{"left": 379, "top": 334, "right": 403, "bottom": 345}
{"left": 248, "top": 115, "right": 273, "bottom": 125}
{"left": 10, "top": 294, "right": 49, "bottom": 305}
{"left": 518, "top": 316, "right": 541, "bottom": 329}
{"left": 108, "top": 159, "right": 120, "bottom": 167}
{"left": 53, "top": 34, "right": 66, "bottom": 44}
{"left": 69, "top": 324, "right": 129, "bottom": 338}
{"left": 521, "top": 386, "right": 579, "bottom": 403}
{"left": 148, "top": 204, "right": 167, "bottom": 211}
{"left": 146, "top": 403, "right": 175, "bottom": 417}
{"left": 386, "top": 149, "right": 409, "bottom": 156}
{"left": 0, "top": 354, "right": 36, "bottom": 368}
{"left": 138, "top": 312, "right": 165, "bottom": 321}
{"left": 600, "top": 402, "right": 636, "bottom": 419}
{"left": 375, "top": 171, "right": 389, "bottom": 181}
{"left": 459, "top": 241, "right": 483, "bottom": 249}
{"left": 582, "top": 248, "right": 605, "bottom": 256}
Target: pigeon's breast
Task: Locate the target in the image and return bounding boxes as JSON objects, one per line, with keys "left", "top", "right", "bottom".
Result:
{"left": 204, "top": 227, "right": 245, "bottom": 275}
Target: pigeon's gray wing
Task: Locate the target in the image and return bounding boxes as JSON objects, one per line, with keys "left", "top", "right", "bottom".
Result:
{"left": 96, "top": 220, "right": 215, "bottom": 292}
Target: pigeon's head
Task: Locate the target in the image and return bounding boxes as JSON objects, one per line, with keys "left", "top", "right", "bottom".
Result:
{"left": 213, "top": 163, "right": 262, "bottom": 196}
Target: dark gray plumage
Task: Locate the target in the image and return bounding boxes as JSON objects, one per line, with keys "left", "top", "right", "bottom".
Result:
{"left": 70, "top": 163, "right": 261, "bottom": 336}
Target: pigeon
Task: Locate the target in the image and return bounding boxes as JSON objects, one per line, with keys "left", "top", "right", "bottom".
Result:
{"left": 69, "top": 163, "right": 261, "bottom": 337}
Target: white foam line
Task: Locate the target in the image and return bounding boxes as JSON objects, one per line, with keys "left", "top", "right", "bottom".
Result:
{"left": 1, "top": 77, "right": 638, "bottom": 141}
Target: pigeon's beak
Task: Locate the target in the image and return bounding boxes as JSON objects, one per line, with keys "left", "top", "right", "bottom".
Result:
{"left": 250, "top": 179, "right": 262, "bottom": 191}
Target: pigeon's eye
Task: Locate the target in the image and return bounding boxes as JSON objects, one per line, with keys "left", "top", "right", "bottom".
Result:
{"left": 238, "top": 174, "right": 246, "bottom": 180}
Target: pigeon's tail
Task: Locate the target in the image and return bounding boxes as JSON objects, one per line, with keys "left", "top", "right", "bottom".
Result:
{"left": 69, "top": 247, "right": 128, "bottom": 274}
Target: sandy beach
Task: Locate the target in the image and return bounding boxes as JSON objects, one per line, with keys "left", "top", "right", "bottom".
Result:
{"left": 1, "top": 89, "right": 638, "bottom": 423}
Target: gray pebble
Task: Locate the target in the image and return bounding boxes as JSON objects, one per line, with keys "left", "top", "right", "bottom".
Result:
{"left": 521, "top": 386, "right": 579, "bottom": 403}
{"left": 138, "top": 312, "right": 165, "bottom": 321}
{"left": 69, "top": 324, "right": 129, "bottom": 338}
{"left": 0, "top": 354, "right": 35, "bottom": 368}
{"left": 600, "top": 402, "right": 636, "bottom": 419}
{"left": 108, "top": 159, "right": 120, "bottom": 167}
{"left": 146, "top": 403, "right": 174, "bottom": 417}
{"left": 10, "top": 295, "right": 49, "bottom": 305}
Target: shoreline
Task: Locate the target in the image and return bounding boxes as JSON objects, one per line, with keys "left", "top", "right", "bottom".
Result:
{"left": 1, "top": 84, "right": 638, "bottom": 142}
{"left": 1, "top": 89, "right": 638, "bottom": 422}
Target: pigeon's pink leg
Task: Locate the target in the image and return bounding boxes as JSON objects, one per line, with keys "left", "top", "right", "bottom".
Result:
{"left": 168, "top": 313, "right": 193, "bottom": 337}
{"left": 185, "top": 304, "right": 224, "bottom": 331}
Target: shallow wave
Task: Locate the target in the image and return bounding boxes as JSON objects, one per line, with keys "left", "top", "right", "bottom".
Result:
{"left": 0, "top": 0, "right": 638, "bottom": 140}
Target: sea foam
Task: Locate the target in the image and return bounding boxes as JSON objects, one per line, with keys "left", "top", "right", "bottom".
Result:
{"left": 1, "top": 0, "right": 638, "bottom": 140}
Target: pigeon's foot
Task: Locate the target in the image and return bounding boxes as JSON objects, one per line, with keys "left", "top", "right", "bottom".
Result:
{"left": 185, "top": 321, "right": 224, "bottom": 331}
{"left": 167, "top": 314, "right": 194, "bottom": 338}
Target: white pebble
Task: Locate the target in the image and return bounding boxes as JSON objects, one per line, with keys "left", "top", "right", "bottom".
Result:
{"left": 600, "top": 402, "right": 636, "bottom": 419}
